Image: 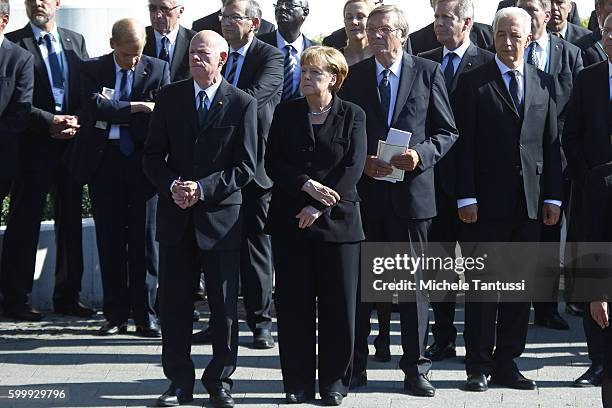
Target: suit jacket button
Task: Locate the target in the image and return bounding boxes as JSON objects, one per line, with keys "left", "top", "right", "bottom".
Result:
{"left": 308, "top": 147, "right": 313, "bottom": 152}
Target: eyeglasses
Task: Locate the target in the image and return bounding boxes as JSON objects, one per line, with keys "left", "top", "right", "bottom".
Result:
{"left": 602, "top": 28, "right": 612, "bottom": 37}
{"left": 366, "top": 26, "right": 400, "bottom": 36}
{"left": 147, "top": 4, "right": 181, "bottom": 14}
{"left": 273, "top": 3, "right": 304, "bottom": 12}
{"left": 219, "top": 14, "right": 252, "bottom": 23}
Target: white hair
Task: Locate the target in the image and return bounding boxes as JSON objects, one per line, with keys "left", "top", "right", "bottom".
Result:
{"left": 493, "top": 6, "right": 532, "bottom": 36}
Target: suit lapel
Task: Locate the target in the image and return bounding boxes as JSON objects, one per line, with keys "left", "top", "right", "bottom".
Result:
{"left": 364, "top": 57, "right": 388, "bottom": 128}
{"left": 21, "top": 25, "right": 52, "bottom": 99}
{"left": 170, "top": 27, "right": 188, "bottom": 80}
{"left": 101, "top": 53, "right": 117, "bottom": 90}
{"left": 182, "top": 80, "right": 198, "bottom": 138}
{"left": 236, "top": 39, "right": 257, "bottom": 89}
{"left": 391, "top": 52, "right": 417, "bottom": 126}
{"left": 548, "top": 36, "right": 562, "bottom": 75}
{"left": 132, "top": 57, "right": 150, "bottom": 100}
{"left": 59, "top": 28, "right": 78, "bottom": 111}
{"left": 521, "top": 64, "right": 538, "bottom": 130}
{"left": 199, "top": 79, "right": 230, "bottom": 134}
{"left": 452, "top": 43, "right": 477, "bottom": 93}
{"left": 487, "top": 60, "right": 520, "bottom": 118}
{"left": 317, "top": 96, "right": 344, "bottom": 145}
{"left": 143, "top": 27, "right": 158, "bottom": 59}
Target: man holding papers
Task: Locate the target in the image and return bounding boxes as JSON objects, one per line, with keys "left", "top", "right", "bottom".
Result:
{"left": 339, "top": 4, "right": 458, "bottom": 397}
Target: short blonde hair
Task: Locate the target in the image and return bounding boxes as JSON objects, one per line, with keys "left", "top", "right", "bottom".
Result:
{"left": 301, "top": 46, "right": 349, "bottom": 93}
{"left": 343, "top": 0, "right": 376, "bottom": 16}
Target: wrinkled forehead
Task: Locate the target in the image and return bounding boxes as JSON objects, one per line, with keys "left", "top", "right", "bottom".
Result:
{"left": 367, "top": 12, "right": 397, "bottom": 27}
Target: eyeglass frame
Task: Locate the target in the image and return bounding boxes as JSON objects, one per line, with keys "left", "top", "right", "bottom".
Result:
{"left": 273, "top": 2, "right": 308, "bottom": 13}
{"left": 366, "top": 26, "right": 401, "bottom": 36}
{"left": 218, "top": 13, "right": 253, "bottom": 23}
{"left": 147, "top": 4, "right": 181, "bottom": 14}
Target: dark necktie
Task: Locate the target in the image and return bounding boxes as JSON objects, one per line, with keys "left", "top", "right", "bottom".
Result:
{"left": 224, "top": 51, "right": 240, "bottom": 85}
{"left": 527, "top": 41, "right": 539, "bottom": 67}
{"left": 443, "top": 52, "right": 456, "bottom": 91}
{"left": 159, "top": 36, "right": 169, "bottom": 62}
{"left": 282, "top": 45, "right": 296, "bottom": 100}
{"left": 551, "top": 31, "right": 562, "bottom": 39}
{"left": 508, "top": 70, "right": 523, "bottom": 115}
{"left": 379, "top": 69, "right": 391, "bottom": 125}
{"left": 40, "top": 33, "right": 63, "bottom": 89}
{"left": 118, "top": 69, "right": 135, "bottom": 156}
{"left": 197, "top": 90, "right": 208, "bottom": 128}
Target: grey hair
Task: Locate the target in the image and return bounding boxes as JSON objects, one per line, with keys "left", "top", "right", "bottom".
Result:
{"left": 493, "top": 6, "right": 532, "bottom": 36}
{"left": 516, "top": 0, "right": 552, "bottom": 12}
{"left": 368, "top": 4, "right": 410, "bottom": 41}
{"left": 0, "top": 0, "right": 9, "bottom": 16}
{"left": 224, "top": 0, "right": 262, "bottom": 19}
{"left": 436, "top": 0, "right": 474, "bottom": 20}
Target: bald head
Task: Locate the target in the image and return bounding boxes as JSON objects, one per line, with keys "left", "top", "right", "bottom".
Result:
{"left": 111, "top": 18, "right": 146, "bottom": 45}
{"left": 191, "top": 29, "right": 229, "bottom": 53}
{"left": 189, "top": 30, "right": 229, "bottom": 88}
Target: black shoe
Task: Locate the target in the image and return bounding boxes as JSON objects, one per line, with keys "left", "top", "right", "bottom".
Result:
{"left": 4, "top": 303, "right": 43, "bottom": 321}
{"left": 54, "top": 300, "right": 95, "bottom": 317}
{"left": 135, "top": 320, "right": 161, "bottom": 338}
{"left": 349, "top": 371, "right": 367, "bottom": 390}
{"left": 97, "top": 321, "right": 128, "bottom": 336}
{"left": 565, "top": 302, "right": 584, "bottom": 317}
{"left": 373, "top": 336, "right": 391, "bottom": 362}
{"left": 424, "top": 342, "right": 456, "bottom": 361}
{"left": 490, "top": 370, "right": 536, "bottom": 390}
{"left": 253, "top": 328, "right": 275, "bottom": 349}
{"left": 209, "top": 389, "right": 234, "bottom": 408}
{"left": 192, "top": 327, "right": 212, "bottom": 344}
{"left": 403, "top": 374, "right": 435, "bottom": 397}
{"left": 573, "top": 364, "right": 604, "bottom": 387}
{"left": 321, "top": 391, "right": 343, "bottom": 406}
{"left": 193, "top": 309, "right": 200, "bottom": 322}
{"left": 285, "top": 391, "right": 308, "bottom": 404}
{"left": 465, "top": 374, "right": 488, "bottom": 392}
{"left": 156, "top": 387, "right": 193, "bottom": 407}
{"left": 534, "top": 312, "right": 569, "bottom": 330}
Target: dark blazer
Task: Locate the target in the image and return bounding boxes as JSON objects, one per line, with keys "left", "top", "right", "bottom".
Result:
{"left": 339, "top": 52, "right": 458, "bottom": 220}
{"left": 265, "top": 96, "right": 366, "bottom": 242}
{"left": 409, "top": 22, "right": 494, "bottom": 56}
{"left": 562, "top": 60, "right": 612, "bottom": 179}
{"left": 322, "top": 26, "right": 413, "bottom": 54}
{"left": 191, "top": 9, "right": 276, "bottom": 36}
{"left": 66, "top": 53, "right": 170, "bottom": 184}
{"left": 230, "top": 37, "right": 284, "bottom": 188}
{"left": 143, "top": 79, "right": 257, "bottom": 250}
{"left": 143, "top": 25, "right": 195, "bottom": 82}
{"left": 0, "top": 38, "right": 34, "bottom": 180}
{"left": 418, "top": 43, "right": 495, "bottom": 197}
{"left": 6, "top": 24, "right": 88, "bottom": 171}
{"left": 575, "top": 29, "right": 608, "bottom": 67}
{"left": 547, "top": 35, "right": 583, "bottom": 130}
{"left": 563, "top": 22, "right": 591, "bottom": 45}
{"left": 588, "top": 9, "right": 599, "bottom": 33}
{"left": 257, "top": 29, "right": 317, "bottom": 50}
{"left": 497, "top": 0, "right": 581, "bottom": 25}
{"left": 453, "top": 60, "right": 563, "bottom": 221}
{"left": 583, "top": 162, "right": 612, "bottom": 242}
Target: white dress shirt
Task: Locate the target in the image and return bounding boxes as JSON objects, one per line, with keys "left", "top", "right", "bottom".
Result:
{"left": 276, "top": 31, "right": 305, "bottom": 93}
{"left": 375, "top": 56, "right": 403, "bottom": 127}
{"left": 154, "top": 25, "right": 180, "bottom": 64}
{"left": 524, "top": 32, "right": 550, "bottom": 72}
{"left": 442, "top": 39, "right": 471, "bottom": 76}
{"left": 30, "top": 23, "right": 69, "bottom": 112}
{"left": 0, "top": 34, "right": 4, "bottom": 47}
{"left": 224, "top": 37, "right": 254, "bottom": 86}
{"left": 457, "top": 56, "right": 561, "bottom": 209}
{"left": 557, "top": 23, "right": 569, "bottom": 40}
{"left": 108, "top": 56, "right": 134, "bottom": 140}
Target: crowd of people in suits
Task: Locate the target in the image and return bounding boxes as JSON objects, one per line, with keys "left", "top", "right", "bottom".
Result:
{"left": 1, "top": 0, "right": 612, "bottom": 406}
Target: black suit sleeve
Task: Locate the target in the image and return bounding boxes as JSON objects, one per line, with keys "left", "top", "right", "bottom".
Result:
{"left": 543, "top": 82, "right": 563, "bottom": 201}
{"left": 452, "top": 72, "right": 477, "bottom": 199}
{"left": 0, "top": 53, "right": 34, "bottom": 145}
{"left": 562, "top": 69, "right": 588, "bottom": 179}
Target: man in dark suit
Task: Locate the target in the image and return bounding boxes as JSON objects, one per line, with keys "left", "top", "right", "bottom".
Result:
{"left": 67, "top": 18, "right": 170, "bottom": 337}
{"left": 498, "top": 0, "right": 581, "bottom": 24}
{"left": 548, "top": 0, "right": 591, "bottom": 44}
{"left": 1, "top": 0, "right": 92, "bottom": 321}
{"left": 257, "top": 0, "right": 317, "bottom": 101}
{"left": 575, "top": 0, "right": 611, "bottom": 66}
{"left": 418, "top": 0, "right": 495, "bottom": 363}
{"left": 340, "top": 5, "right": 458, "bottom": 397}
{"left": 192, "top": 0, "right": 275, "bottom": 35}
{"left": 143, "top": 30, "right": 257, "bottom": 408}
{"left": 193, "top": 0, "right": 283, "bottom": 349}
{"left": 517, "top": 0, "right": 583, "bottom": 331}
{"left": 562, "top": 12, "right": 612, "bottom": 387}
{"left": 453, "top": 7, "right": 562, "bottom": 392}
{"left": 410, "top": 0, "right": 494, "bottom": 55}
{"left": 0, "top": 0, "right": 33, "bottom": 208}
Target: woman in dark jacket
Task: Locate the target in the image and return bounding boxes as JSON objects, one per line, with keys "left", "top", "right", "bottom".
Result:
{"left": 265, "top": 46, "right": 367, "bottom": 406}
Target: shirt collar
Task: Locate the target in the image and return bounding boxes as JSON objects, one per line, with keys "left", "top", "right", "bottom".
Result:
{"left": 276, "top": 31, "right": 305, "bottom": 54}
{"left": 113, "top": 54, "right": 135, "bottom": 74}
{"left": 495, "top": 55, "right": 524, "bottom": 77}
{"left": 375, "top": 55, "right": 402, "bottom": 79}
{"left": 194, "top": 77, "right": 222, "bottom": 105}
{"left": 558, "top": 23, "right": 569, "bottom": 39}
{"left": 229, "top": 36, "right": 253, "bottom": 57}
{"left": 30, "top": 22, "right": 60, "bottom": 43}
{"left": 0, "top": 34, "right": 4, "bottom": 46}
{"left": 443, "top": 39, "right": 471, "bottom": 60}
{"left": 532, "top": 32, "right": 549, "bottom": 52}
{"left": 154, "top": 24, "right": 180, "bottom": 45}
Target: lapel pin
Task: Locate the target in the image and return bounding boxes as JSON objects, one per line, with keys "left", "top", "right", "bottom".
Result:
{"left": 66, "top": 38, "right": 71, "bottom": 42}
{"left": 218, "top": 101, "right": 223, "bottom": 105}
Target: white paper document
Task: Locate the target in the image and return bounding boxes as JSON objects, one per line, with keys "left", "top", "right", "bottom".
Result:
{"left": 95, "top": 87, "right": 115, "bottom": 130}
{"left": 373, "top": 128, "right": 412, "bottom": 183}
{"left": 386, "top": 128, "right": 412, "bottom": 147}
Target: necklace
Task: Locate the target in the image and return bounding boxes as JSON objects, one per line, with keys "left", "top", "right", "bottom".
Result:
{"left": 309, "top": 105, "right": 332, "bottom": 115}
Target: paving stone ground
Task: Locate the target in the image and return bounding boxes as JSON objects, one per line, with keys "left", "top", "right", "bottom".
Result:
{"left": 0, "top": 302, "right": 603, "bottom": 408}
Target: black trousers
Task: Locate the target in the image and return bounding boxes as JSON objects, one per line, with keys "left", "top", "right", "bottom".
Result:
{"left": 461, "top": 196, "right": 540, "bottom": 376}
{"left": 159, "top": 230, "right": 239, "bottom": 394}
{"left": 89, "top": 146, "right": 155, "bottom": 326}
{"left": 273, "top": 231, "right": 359, "bottom": 397}
{"left": 355, "top": 211, "right": 432, "bottom": 378}
{"left": 144, "top": 195, "right": 159, "bottom": 319}
{"left": 240, "top": 183, "right": 273, "bottom": 331}
{"left": 1, "top": 160, "right": 83, "bottom": 307}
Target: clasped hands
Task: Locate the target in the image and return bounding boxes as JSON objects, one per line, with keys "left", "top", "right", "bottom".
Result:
{"left": 298, "top": 179, "right": 340, "bottom": 229}
{"left": 364, "top": 149, "right": 420, "bottom": 178}
{"left": 50, "top": 115, "right": 79, "bottom": 139}
{"left": 171, "top": 180, "right": 200, "bottom": 209}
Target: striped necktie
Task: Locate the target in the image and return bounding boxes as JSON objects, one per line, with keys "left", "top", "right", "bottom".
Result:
{"left": 282, "top": 45, "right": 296, "bottom": 100}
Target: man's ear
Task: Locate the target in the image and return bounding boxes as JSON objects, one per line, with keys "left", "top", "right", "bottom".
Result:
{"left": 302, "top": 7, "right": 310, "bottom": 17}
